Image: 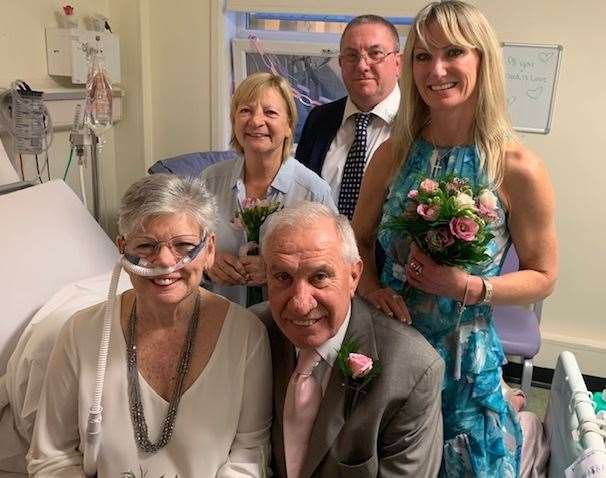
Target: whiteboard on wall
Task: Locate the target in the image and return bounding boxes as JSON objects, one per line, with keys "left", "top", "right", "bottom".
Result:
{"left": 502, "top": 42, "right": 563, "bottom": 134}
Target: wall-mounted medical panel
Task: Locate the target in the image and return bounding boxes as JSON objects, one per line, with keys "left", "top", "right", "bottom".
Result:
{"left": 45, "top": 28, "right": 121, "bottom": 84}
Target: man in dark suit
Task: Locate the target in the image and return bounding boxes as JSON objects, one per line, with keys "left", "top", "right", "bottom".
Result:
{"left": 295, "top": 15, "right": 401, "bottom": 218}
{"left": 255, "top": 202, "right": 444, "bottom": 478}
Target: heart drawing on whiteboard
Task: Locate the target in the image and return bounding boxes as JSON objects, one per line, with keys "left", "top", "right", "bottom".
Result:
{"left": 507, "top": 96, "right": 516, "bottom": 106}
{"left": 526, "top": 86, "right": 543, "bottom": 100}
{"left": 538, "top": 51, "right": 554, "bottom": 63}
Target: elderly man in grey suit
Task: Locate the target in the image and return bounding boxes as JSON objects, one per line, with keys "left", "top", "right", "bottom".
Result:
{"left": 255, "top": 202, "right": 444, "bottom": 478}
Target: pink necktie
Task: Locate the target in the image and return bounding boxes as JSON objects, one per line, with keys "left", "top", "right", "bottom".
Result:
{"left": 283, "top": 348, "right": 322, "bottom": 478}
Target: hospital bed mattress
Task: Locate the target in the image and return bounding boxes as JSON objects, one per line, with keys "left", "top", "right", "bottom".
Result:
{"left": 0, "top": 179, "right": 119, "bottom": 374}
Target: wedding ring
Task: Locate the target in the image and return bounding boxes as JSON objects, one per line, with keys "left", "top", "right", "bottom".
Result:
{"left": 410, "top": 260, "right": 423, "bottom": 277}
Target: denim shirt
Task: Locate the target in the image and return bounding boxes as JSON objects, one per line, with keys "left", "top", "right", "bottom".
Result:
{"left": 200, "top": 155, "right": 336, "bottom": 306}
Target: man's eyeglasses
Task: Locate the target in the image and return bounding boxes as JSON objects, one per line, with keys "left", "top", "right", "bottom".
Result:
{"left": 339, "top": 49, "right": 399, "bottom": 66}
{"left": 123, "top": 234, "right": 206, "bottom": 260}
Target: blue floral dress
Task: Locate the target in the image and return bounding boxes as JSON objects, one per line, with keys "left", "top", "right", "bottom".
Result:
{"left": 378, "top": 138, "right": 522, "bottom": 477}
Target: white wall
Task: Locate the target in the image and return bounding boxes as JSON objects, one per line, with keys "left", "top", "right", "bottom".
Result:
{"left": 146, "top": 0, "right": 213, "bottom": 166}
{"left": 472, "top": 0, "right": 606, "bottom": 377}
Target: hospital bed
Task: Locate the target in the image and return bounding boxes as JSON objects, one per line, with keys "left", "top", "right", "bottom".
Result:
{"left": 544, "top": 351, "right": 606, "bottom": 476}
{"left": 0, "top": 179, "right": 131, "bottom": 475}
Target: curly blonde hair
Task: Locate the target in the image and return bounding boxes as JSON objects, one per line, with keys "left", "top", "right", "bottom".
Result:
{"left": 392, "top": 1, "right": 515, "bottom": 187}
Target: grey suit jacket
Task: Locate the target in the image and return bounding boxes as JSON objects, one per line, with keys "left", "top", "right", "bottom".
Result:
{"left": 253, "top": 297, "right": 444, "bottom": 478}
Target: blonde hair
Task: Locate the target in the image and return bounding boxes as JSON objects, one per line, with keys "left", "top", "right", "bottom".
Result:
{"left": 393, "top": 0, "right": 515, "bottom": 187}
{"left": 230, "top": 72, "right": 298, "bottom": 162}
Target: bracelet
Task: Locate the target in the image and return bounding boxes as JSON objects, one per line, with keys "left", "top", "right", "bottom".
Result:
{"left": 461, "top": 274, "right": 471, "bottom": 307}
{"left": 480, "top": 277, "right": 493, "bottom": 305}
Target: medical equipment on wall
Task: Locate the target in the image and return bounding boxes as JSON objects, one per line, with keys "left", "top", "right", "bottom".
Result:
{"left": 82, "top": 240, "right": 207, "bottom": 477}
{"left": 46, "top": 28, "right": 120, "bottom": 84}
{"left": 0, "top": 81, "right": 54, "bottom": 181}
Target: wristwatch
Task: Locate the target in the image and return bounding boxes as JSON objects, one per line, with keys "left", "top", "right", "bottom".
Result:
{"left": 480, "top": 277, "right": 493, "bottom": 305}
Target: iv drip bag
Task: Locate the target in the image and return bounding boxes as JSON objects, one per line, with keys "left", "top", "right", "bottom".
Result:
{"left": 84, "top": 45, "right": 113, "bottom": 137}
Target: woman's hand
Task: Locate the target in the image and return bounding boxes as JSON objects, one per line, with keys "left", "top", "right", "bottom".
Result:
{"left": 241, "top": 255, "right": 267, "bottom": 286}
{"left": 207, "top": 251, "right": 248, "bottom": 285}
{"left": 405, "top": 243, "right": 482, "bottom": 303}
{"left": 360, "top": 287, "right": 411, "bottom": 324}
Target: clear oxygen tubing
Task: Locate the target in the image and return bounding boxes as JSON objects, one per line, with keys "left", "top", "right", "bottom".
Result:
{"left": 82, "top": 241, "right": 206, "bottom": 477}
{"left": 79, "top": 161, "right": 88, "bottom": 209}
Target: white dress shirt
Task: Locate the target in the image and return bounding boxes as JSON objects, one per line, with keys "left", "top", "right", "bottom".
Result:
{"left": 321, "top": 85, "right": 401, "bottom": 204}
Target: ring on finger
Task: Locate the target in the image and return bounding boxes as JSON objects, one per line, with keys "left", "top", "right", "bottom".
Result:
{"left": 410, "top": 260, "right": 423, "bottom": 275}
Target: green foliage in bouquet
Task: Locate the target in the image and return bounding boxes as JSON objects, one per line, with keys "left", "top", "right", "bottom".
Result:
{"left": 235, "top": 198, "right": 282, "bottom": 244}
{"left": 382, "top": 174, "right": 499, "bottom": 270}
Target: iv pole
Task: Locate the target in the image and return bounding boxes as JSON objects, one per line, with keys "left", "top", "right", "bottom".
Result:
{"left": 70, "top": 36, "right": 112, "bottom": 223}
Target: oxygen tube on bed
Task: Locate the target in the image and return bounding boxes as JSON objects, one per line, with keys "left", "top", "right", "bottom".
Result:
{"left": 82, "top": 239, "right": 206, "bottom": 477}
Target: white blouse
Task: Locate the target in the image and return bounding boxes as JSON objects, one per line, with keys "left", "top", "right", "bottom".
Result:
{"left": 28, "top": 293, "right": 272, "bottom": 478}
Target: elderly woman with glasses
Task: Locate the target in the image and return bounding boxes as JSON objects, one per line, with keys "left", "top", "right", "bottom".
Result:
{"left": 201, "top": 72, "right": 335, "bottom": 307}
{"left": 28, "top": 174, "right": 272, "bottom": 477}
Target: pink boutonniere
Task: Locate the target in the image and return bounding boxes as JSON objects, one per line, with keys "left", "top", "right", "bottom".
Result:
{"left": 336, "top": 339, "right": 381, "bottom": 418}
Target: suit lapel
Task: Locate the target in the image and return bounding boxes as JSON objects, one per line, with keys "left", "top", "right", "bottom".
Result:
{"left": 300, "top": 298, "right": 378, "bottom": 478}
{"left": 309, "top": 98, "right": 346, "bottom": 175}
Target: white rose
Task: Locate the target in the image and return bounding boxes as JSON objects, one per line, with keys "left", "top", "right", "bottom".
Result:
{"left": 478, "top": 189, "right": 498, "bottom": 210}
{"left": 454, "top": 192, "right": 475, "bottom": 208}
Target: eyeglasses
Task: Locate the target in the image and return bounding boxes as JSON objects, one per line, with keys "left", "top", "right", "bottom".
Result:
{"left": 123, "top": 234, "right": 206, "bottom": 260}
{"left": 339, "top": 49, "right": 399, "bottom": 66}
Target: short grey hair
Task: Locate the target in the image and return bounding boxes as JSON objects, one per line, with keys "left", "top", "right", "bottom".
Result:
{"left": 118, "top": 174, "right": 217, "bottom": 237}
{"left": 261, "top": 202, "right": 360, "bottom": 263}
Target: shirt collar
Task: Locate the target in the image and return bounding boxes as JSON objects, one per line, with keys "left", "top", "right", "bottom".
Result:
{"left": 232, "top": 155, "right": 294, "bottom": 198}
{"left": 342, "top": 83, "right": 401, "bottom": 125}
{"left": 314, "top": 304, "right": 351, "bottom": 367}
{"left": 269, "top": 156, "right": 294, "bottom": 195}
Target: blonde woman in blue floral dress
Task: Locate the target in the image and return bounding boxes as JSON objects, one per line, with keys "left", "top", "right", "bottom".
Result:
{"left": 353, "top": 2, "right": 558, "bottom": 477}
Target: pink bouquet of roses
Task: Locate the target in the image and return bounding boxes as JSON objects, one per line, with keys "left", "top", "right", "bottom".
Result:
{"left": 384, "top": 175, "right": 499, "bottom": 269}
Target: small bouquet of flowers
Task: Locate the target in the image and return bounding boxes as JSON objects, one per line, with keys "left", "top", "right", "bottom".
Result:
{"left": 233, "top": 197, "right": 282, "bottom": 252}
{"left": 232, "top": 198, "right": 282, "bottom": 306}
{"left": 384, "top": 174, "right": 499, "bottom": 269}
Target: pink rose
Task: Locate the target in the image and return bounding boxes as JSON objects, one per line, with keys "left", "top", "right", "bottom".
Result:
{"left": 477, "top": 189, "right": 498, "bottom": 210}
{"left": 407, "top": 189, "right": 419, "bottom": 200}
{"left": 446, "top": 177, "right": 468, "bottom": 193}
{"left": 241, "top": 197, "right": 260, "bottom": 209}
{"left": 449, "top": 217, "right": 479, "bottom": 241}
{"left": 347, "top": 353, "right": 373, "bottom": 379}
{"left": 478, "top": 204, "right": 499, "bottom": 222}
{"left": 417, "top": 203, "right": 440, "bottom": 221}
{"left": 419, "top": 178, "right": 439, "bottom": 194}
{"left": 426, "top": 228, "right": 455, "bottom": 252}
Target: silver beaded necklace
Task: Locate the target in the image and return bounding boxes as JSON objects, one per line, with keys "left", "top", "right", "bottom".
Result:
{"left": 126, "top": 293, "right": 201, "bottom": 453}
